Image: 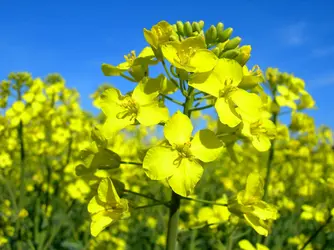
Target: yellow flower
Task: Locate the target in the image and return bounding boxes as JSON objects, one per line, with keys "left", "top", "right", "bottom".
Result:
{"left": 189, "top": 58, "right": 262, "bottom": 127}
{"left": 161, "top": 36, "right": 218, "bottom": 73}
{"left": 98, "top": 85, "right": 169, "bottom": 138}
{"left": 143, "top": 111, "right": 223, "bottom": 196}
{"left": 88, "top": 178, "right": 130, "bottom": 237}
{"left": 144, "top": 21, "right": 174, "bottom": 49}
{"left": 228, "top": 172, "right": 278, "bottom": 236}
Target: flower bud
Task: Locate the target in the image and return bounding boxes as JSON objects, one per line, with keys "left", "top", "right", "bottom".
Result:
{"left": 205, "top": 25, "right": 217, "bottom": 44}
{"left": 184, "top": 21, "right": 193, "bottom": 37}
{"left": 218, "top": 27, "right": 233, "bottom": 42}
{"left": 192, "top": 22, "right": 201, "bottom": 33}
{"left": 224, "top": 36, "right": 242, "bottom": 50}
{"left": 211, "top": 47, "right": 220, "bottom": 56}
{"left": 176, "top": 21, "right": 184, "bottom": 36}
{"left": 216, "top": 22, "right": 224, "bottom": 37}
{"left": 219, "top": 49, "right": 240, "bottom": 59}
{"left": 234, "top": 45, "right": 251, "bottom": 66}
{"left": 198, "top": 20, "right": 205, "bottom": 30}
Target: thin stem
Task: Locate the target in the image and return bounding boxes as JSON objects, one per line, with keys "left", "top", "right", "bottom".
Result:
{"left": 300, "top": 215, "right": 332, "bottom": 250}
{"left": 181, "top": 196, "right": 228, "bottom": 207}
{"left": 194, "top": 95, "right": 213, "bottom": 101}
{"left": 179, "top": 222, "right": 222, "bottom": 233}
{"left": 189, "top": 104, "right": 214, "bottom": 112}
{"left": 120, "top": 73, "right": 137, "bottom": 82}
{"left": 162, "top": 60, "right": 179, "bottom": 89}
{"left": 134, "top": 202, "right": 169, "bottom": 209}
{"left": 120, "top": 161, "right": 142, "bottom": 166}
{"left": 160, "top": 94, "right": 184, "bottom": 106}
{"left": 123, "top": 189, "right": 166, "bottom": 204}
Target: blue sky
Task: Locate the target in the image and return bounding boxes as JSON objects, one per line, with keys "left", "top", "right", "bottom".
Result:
{"left": 1, "top": 0, "right": 334, "bottom": 129}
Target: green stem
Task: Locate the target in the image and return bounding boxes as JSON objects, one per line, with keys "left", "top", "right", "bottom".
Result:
{"left": 166, "top": 191, "right": 181, "bottom": 250}
{"left": 181, "top": 197, "right": 227, "bottom": 207}
{"left": 300, "top": 215, "right": 332, "bottom": 250}
{"left": 123, "top": 189, "right": 167, "bottom": 204}
{"left": 194, "top": 95, "right": 213, "bottom": 101}
{"left": 166, "top": 85, "right": 194, "bottom": 250}
{"left": 263, "top": 115, "right": 278, "bottom": 201}
{"left": 120, "top": 73, "right": 137, "bottom": 82}
{"left": 134, "top": 202, "right": 169, "bottom": 209}
{"left": 162, "top": 60, "right": 179, "bottom": 89}
{"left": 189, "top": 104, "right": 214, "bottom": 112}
{"left": 120, "top": 161, "right": 142, "bottom": 166}
{"left": 15, "top": 119, "right": 25, "bottom": 244}
{"left": 160, "top": 94, "right": 184, "bottom": 106}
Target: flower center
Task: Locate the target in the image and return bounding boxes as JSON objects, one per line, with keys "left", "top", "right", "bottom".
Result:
{"left": 116, "top": 97, "right": 138, "bottom": 122}
{"left": 177, "top": 47, "right": 196, "bottom": 65}
{"left": 124, "top": 51, "right": 136, "bottom": 66}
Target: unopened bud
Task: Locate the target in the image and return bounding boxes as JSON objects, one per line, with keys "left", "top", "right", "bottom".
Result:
{"left": 192, "top": 22, "right": 200, "bottom": 33}
{"left": 219, "top": 49, "right": 240, "bottom": 59}
{"left": 234, "top": 45, "right": 251, "bottom": 66}
{"left": 184, "top": 21, "right": 193, "bottom": 37}
{"left": 198, "top": 20, "right": 205, "bottom": 30}
{"left": 216, "top": 22, "right": 224, "bottom": 36}
{"left": 176, "top": 21, "right": 184, "bottom": 36}
{"left": 218, "top": 27, "right": 233, "bottom": 42}
{"left": 205, "top": 25, "right": 217, "bottom": 44}
{"left": 211, "top": 47, "right": 220, "bottom": 56}
{"left": 224, "top": 36, "right": 242, "bottom": 50}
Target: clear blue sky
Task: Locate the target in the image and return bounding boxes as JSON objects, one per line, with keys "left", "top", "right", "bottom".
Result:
{"left": 1, "top": 0, "right": 334, "bottom": 129}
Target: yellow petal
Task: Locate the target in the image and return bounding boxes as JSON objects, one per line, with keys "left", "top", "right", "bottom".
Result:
{"left": 167, "top": 158, "right": 203, "bottom": 197}
{"left": 87, "top": 196, "right": 105, "bottom": 214}
{"left": 244, "top": 213, "right": 269, "bottom": 236}
{"left": 188, "top": 49, "right": 218, "bottom": 73}
{"left": 190, "top": 129, "right": 223, "bottom": 162}
{"left": 164, "top": 111, "right": 193, "bottom": 145}
{"left": 215, "top": 97, "right": 241, "bottom": 127}
{"left": 143, "top": 146, "right": 179, "bottom": 180}
{"left": 244, "top": 172, "right": 264, "bottom": 202}
{"left": 97, "top": 178, "right": 121, "bottom": 204}
{"left": 230, "top": 89, "right": 262, "bottom": 123}
{"left": 238, "top": 239, "right": 257, "bottom": 250}
{"left": 189, "top": 58, "right": 243, "bottom": 97}
{"left": 252, "top": 134, "right": 271, "bottom": 152}
{"left": 90, "top": 211, "right": 122, "bottom": 237}
{"left": 137, "top": 104, "right": 169, "bottom": 126}
{"left": 101, "top": 63, "right": 129, "bottom": 76}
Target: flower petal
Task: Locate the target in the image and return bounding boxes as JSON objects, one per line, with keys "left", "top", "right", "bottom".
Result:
{"left": 167, "top": 158, "right": 203, "bottom": 197}
{"left": 215, "top": 97, "right": 241, "bottom": 127}
{"left": 190, "top": 129, "right": 223, "bottom": 162}
{"left": 189, "top": 49, "right": 218, "bottom": 73}
{"left": 143, "top": 146, "right": 179, "bottom": 180}
{"left": 164, "top": 111, "right": 193, "bottom": 145}
{"left": 97, "top": 178, "right": 121, "bottom": 204}
{"left": 137, "top": 104, "right": 169, "bottom": 126}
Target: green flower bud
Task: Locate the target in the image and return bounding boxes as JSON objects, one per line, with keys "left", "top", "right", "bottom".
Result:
{"left": 172, "top": 24, "right": 177, "bottom": 32}
{"left": 216, "top": 22, "right": 224, "bottom": 34}
{"left": 218, "top": 27, "right": 233, "bottom": 42}
{"left": 224, "top": 36, "right": 242, "bottom": 50}
{"left": 176, "top": 21, "right": 184, "bottom": 36}
{"left": 211, "top": 47, "right": 220, "bottom": 56}
{"left": 192, "top": 22, "right": 201, "bottom": 33}
{"left": 219, "top": 49, "right": 240, "bottom": 59}
{"left": 184, "top": 21, "right": 193, "bottom": 37}
{"left": 198, "top": 20, "right": 205, "bottom": 30}
{"left": 205, "top": 25, "right": 217, "bottom": 44}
